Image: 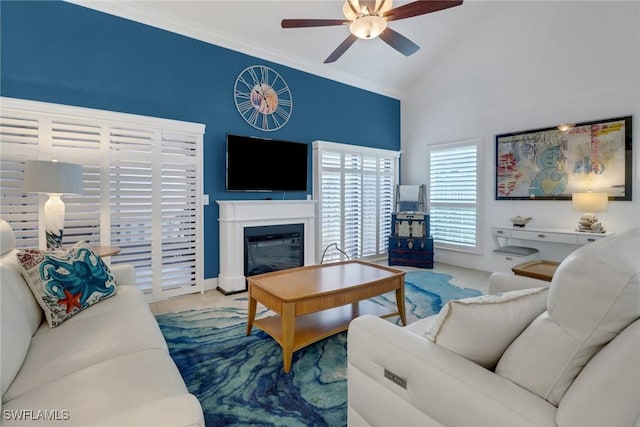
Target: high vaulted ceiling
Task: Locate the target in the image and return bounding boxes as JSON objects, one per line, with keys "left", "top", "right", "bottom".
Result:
{"left": 69, "top": 0, "right": 492, "bottom": 99}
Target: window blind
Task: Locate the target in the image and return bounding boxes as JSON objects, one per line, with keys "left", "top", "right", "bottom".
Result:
{"left": 428, "top": 140, "right": 480, "bottom": 252}
{"left": 313, "top": 141, "right": 399, "bottom": 263}
{"left": 0, "top": 97, "right": 205, "bottom": 300}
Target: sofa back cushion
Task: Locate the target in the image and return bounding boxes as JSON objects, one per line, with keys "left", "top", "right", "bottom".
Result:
{"left": 1, "top": 248, "right": 44, "bottom": 397}
{"left": 556, "top": 318, "right": 640, "bottom": 427}
{"left": 496, "top": 227, "right": 640, "bottom": 406}
{"left": 1, "top": 220, "right": 44, "bottom": 397}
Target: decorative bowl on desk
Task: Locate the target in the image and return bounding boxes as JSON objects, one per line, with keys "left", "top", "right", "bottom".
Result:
{"left": 511, "top": 216, "right": 533, "bottom": 227}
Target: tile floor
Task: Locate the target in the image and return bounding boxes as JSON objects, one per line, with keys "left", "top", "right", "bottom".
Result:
{"left": 149, "top": 261, "right": 492, "bottom": 315}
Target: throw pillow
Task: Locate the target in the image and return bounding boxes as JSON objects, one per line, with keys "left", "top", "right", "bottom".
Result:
{"left": 16, "top": 242, "right": 117, "bottom": 328}
{"left": 425, "top": 286, "right": 549, "bottom": 370}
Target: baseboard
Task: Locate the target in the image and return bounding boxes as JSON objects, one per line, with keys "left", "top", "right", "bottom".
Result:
{"left": 204, "top": 277, "right": 218, "bottom": 292}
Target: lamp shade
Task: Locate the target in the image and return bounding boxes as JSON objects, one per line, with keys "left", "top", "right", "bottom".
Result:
{"left": 572, "top": 192, "right": 608, "bottom": 213}
{"left": 23, "top": 160, "right": 83, "bottom": 195}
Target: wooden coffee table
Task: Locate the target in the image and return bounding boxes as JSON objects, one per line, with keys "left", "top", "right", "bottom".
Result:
{"left": 246, "top": 260, "right": 406, "bottom": 373}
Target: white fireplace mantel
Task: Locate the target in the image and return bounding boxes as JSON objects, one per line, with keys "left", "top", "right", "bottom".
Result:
{"left": 217, "top": 200, "right": 317, "bottom": 293}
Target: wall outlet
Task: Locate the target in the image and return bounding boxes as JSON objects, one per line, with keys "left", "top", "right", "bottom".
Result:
{"left": 203, "top": 194, "right": 209, "bottom": 205}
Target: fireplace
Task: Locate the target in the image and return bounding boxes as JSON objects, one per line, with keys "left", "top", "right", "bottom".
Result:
{"left": 217, "top": 200, "right": 316, "bottom": 294}
{"left": 244, "top": 224, "right": 304, "bottom": 276}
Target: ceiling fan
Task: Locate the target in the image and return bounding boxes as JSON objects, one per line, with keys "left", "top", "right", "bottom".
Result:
{"left": 281, "top": 0, "right": 463, "bottom": 63}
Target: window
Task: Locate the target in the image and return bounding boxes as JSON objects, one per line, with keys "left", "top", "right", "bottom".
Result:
{"left": 428, "top": 140, "right": 481, "bottom": 253}
{"left": 0, "top": 97, "right": 204, "bottom": 301}
{"left": 313, "top": 141, "right": 399, "bottom": 263}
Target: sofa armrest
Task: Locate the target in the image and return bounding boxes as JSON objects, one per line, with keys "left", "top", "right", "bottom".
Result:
{"left": 489, "top": 272, "right": 549, "bottom": 294}
{"left": 347, "top": 315, "right": 557, "bottom": 427}
{"left": 110, "top": 264, "right": 136, "bottom": 287}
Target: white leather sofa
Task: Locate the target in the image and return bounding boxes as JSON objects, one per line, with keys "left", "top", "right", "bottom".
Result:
{"left": 348, "top": 227, "right": 640, "bottom": 427}
{"left": 1, "top": 220, "right": 204, "bottom": 426}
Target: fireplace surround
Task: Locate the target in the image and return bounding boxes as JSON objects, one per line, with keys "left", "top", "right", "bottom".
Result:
{"left": 217, "top": 200, "right": 316, "bottom": 293}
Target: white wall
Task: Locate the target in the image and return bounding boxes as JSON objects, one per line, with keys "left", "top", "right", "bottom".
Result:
{"left": 401, "top": 1, "right": 640, "bottom": 272}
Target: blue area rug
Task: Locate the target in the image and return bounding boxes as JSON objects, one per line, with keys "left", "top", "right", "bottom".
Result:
{"left": 156, "top": 270, "right": 481, "bottom": 427}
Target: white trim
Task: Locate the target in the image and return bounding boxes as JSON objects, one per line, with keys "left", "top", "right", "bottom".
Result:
{"left": 64, "top": 0, "right": 401, "bottom": 99}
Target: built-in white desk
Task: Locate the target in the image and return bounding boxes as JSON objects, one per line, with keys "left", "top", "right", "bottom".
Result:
{"left": 490, "top": 226, "right": 613, "bottom": 272}
{"left": 491, "top": 226, "right": 612, "bottom": 248}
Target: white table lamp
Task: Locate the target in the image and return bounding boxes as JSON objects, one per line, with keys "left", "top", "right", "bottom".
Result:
{"left": 23, "top": 160, "right": 83, "bottom": 249}
{"left": 572, "top": 191, "right": 608, "bottom": 233}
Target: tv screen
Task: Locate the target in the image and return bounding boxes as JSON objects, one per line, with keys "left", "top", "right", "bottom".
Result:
{"left": 226, "top": 134, "right": 308, "bottom": 192}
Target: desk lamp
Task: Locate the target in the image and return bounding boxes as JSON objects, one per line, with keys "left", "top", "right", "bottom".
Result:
{"left": 572, "top": 191, "right": 608, "bottom": 233}
{"left": 23, "top": 160, "right": 83, "bottom": 249}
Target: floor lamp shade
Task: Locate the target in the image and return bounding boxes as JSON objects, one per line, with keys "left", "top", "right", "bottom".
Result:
{"left": 23, "top": 160, "right": 83, "bottom": 248}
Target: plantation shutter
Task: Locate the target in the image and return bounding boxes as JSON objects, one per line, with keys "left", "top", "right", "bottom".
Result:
{"left": 0, "top": 116, "right": 40, "bottom": 247}
{"left": 314, "top": 141, "right": 399, "bottom": 263}
{"left": 0, "top": 97, "right": 204, "bottom": 301}
{"left": 428, "top": 140, "right": 480, "bottom": 252}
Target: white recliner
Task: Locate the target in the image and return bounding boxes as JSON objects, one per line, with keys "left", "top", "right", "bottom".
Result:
{"left": 348, "top": 227, "right": 640, "bottom": 427}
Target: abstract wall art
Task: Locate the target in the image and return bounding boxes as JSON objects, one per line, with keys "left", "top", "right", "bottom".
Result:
{"left": 495, "top": 116, "right": 632, "bottom": 201}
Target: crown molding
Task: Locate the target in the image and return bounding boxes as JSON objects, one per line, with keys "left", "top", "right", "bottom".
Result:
{"left": 65, "top": 1, "right": 402, "bottom": 99}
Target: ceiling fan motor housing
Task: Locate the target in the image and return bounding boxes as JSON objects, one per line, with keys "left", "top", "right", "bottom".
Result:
{"left": 350, "top": 15, "right": 387, "bottom": 39}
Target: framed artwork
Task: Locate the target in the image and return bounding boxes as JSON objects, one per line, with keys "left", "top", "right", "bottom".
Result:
{"left": 495, "top": 116, "right": 632, "bottom": 201}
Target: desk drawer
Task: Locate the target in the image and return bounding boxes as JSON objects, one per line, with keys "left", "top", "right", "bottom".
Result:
{"left": 511, "top": 229, "right": 577, "bottom": 244}
{"left": 491, "top": 227, "right": 512, "bottom": 238}
{"left": 577, "top": 234, "right": 607, "bottom": 244}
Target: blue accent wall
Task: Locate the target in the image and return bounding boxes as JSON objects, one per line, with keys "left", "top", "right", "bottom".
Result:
{"left": 1, "top": 1, "right": 401, "bottom": 279}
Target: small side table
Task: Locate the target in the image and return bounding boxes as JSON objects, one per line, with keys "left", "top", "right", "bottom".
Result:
{"left": 90, "top": 246, "right": 121, "bottom": 257}
{"left": 512, "top": 260, "right": 560, "bottom": 282}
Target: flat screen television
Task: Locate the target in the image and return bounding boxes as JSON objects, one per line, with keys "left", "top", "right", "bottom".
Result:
{"left": 226, "top": 134, "right": 308, "bottom": 192}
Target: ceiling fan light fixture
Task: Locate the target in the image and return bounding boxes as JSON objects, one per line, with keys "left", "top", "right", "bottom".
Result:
{"left": 343, "top": 0, "right": 360, "bottom": 21}
{"left": 375, "top": 0, "right": 394, "bottom": 15}
{"left": 350, "top": 15, "right": 387, "bottom": 39}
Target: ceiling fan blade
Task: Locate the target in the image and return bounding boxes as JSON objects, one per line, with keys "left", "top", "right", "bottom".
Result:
{"left": 281, "top": 19, "right": 349, "bottom": 28}
{"left": 378, "top": 28, "right": 420, "bottom": 56}
{"left": 383, "top": 0, "right": 463, "bottom": 22}
{"left": 324, "top": 34, "right": 359, "bottom": 63}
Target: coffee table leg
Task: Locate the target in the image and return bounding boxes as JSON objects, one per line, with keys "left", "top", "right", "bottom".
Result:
{"left": 247, "top": 295, "right": 257, "bottom": 336}
{"left": 282, "top": 302, "right": 295, "bottom": 373}
{"left": 395, "top": 285, "right": 407, "bottom": 326}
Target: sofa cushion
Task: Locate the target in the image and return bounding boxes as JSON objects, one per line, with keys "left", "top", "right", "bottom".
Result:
{"left": 496, "top": 227, "right": 640, "bottom": 406}
{"left": 424, "top": 287, "right": 548, "bottom": 369}
{"left": 2, "top": 287, "right": 167, "bottom": 401}
{"left": 2, "top": 350, "right": 191, "bottom": 426}
{"left": 16, "top": 243, "right": 117, "bottom": 328}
